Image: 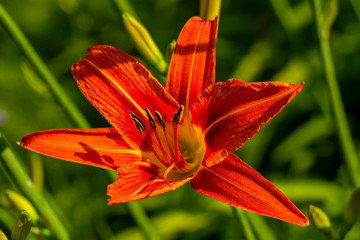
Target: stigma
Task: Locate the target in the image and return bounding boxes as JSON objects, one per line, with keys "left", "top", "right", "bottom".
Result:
{"left": 129, "top": 105, "right": 206, "bottom": 183}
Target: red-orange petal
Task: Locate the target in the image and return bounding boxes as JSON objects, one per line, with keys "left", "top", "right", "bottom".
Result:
{"left": 192, "top": 79, "right": 303, "bottom": 167}
{"left": 19, "top": 128, "right": 141, "bottom": 170}
{"left": 190, "top": 154, "right": 309, "bottom": 226}
{"left": 107, "top": 161, "right": 191, "bottom": 204}
{"left": 166, "top": 17, "right": 217, "bottom": 111}
{"left": 72, "top": 45, "right": 179, "bottom": 150}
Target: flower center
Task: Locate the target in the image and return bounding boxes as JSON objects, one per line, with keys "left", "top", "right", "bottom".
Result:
{"left": 129, "top": 105, "right": 206, "bottom": 184}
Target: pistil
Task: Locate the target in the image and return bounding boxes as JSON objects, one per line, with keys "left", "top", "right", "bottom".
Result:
{"left": 129, "top": 104, "right": 204, "bottom": 182}
{"left": 154, "top": 111, "right": 179, "bottom": 167}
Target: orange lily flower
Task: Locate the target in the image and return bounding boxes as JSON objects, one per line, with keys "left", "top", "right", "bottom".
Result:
{"left": 20, "top": 17, "right": 308, "bottom": 226}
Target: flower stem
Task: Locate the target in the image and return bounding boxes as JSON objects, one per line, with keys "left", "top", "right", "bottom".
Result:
{"left": 268, "top": 0, "right": 300, "bottom": 34}
{"left": 107, "top": 171, "right": 162, "bottom": 240}
{"left": 111, "top": 0, "right": 168, "bottom": 79}
{"left": 349, "top": 0, "right": 360, "bottom": 22}
{"left": 200, "top": 0, "right": 222, "bottom": 21}
{"left": 231, "top": 207, "right": 256, "bottom": 240}
{"left": 0, "top": 131, "right": 71, "bottom": 240}
{"left": 0, "top": 4, "right": 161, "bottom": 239}
{"left": 246, "top": 213, "right": 276, "bottom": 240}
{"left": 125, "top": 202, "right": 162, "bottom": 240}
{"left": 111, "top": 0, "right": 140, "bottom": 21}
{"left": 0, "top": 3, "right": 90, "bottom": 129}
{"left": 311, "top": 0, "right": 360, "bottom": 187}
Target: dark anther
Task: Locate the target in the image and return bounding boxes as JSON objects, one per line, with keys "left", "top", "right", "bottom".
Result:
{"left": 144, "top": 108, "right": 156, "bottom": 128}
{"left": 154, "top": 111, "right": 166, "bottom": 128}
{"left": 172, "top": 112, "right": 177, "bottom": 127}
{"left": 172, "top": 105, "right": 184, "bottom": 126}
{"left": 129, "top": 112, "right": 145, "bottom": 134}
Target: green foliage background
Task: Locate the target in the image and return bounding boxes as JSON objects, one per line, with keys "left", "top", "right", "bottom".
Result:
{"left": 1, "top": 0, "right": 360, "bottom": 239}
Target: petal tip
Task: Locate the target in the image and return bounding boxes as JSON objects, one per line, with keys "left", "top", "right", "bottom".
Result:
{"left": 293, "top": 213, "right": 309, "bottom": 226}
{"left": 17, "top": 141, "right": 23, "bottom": 147}
{"left": 301, "top": 217, "right": 310, "bottom": 227}
{"left": 106, "top": 197, "right": 117, "bottom": 205}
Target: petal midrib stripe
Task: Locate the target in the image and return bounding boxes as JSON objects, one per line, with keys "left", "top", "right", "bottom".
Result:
{"left": 84, "top": 58, "right": 146, "bottom": 118}
{"left": 185, "top": 23, "right": 206, "bottom": 112}
{"left": 203, "top": 88, "right": 295, "bottom": 136}
{"left": 204, "top": 166, "right": 283, "bottom": 210}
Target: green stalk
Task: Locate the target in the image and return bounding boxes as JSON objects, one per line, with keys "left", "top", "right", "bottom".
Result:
{"left": 246, "top": 213, "right": 276, "bottom": 240}
{"left": 311, "top": 0, "right": 360, "bottom": 187}
{"left": 111, "top": 0, "right": 140, "bottom": 21}
{"left": 231, "top": 207, "right": 256, "bottom": 240}
{"left": 268, "top": 0, "right": 299, "bottom": 34}
{"left": 0, "top": 3, "right": 90, "bottom": 129}
{"left": 349, "top": 0, "right": 360, "bottom": 22}
{"left": 107, "top": 172, "right": 161, "bottom": 240}
{"left": 0, "top": 4, "right": 161, "bottom": 239}
{"left": 112, "top": 0, "right": 168, "bottom": 77}
{"left": 125, "top": 202, "right": 161, "bottom": 240}
{"left": 200, "top": 0, "right": 222, "bottom": 20}
{"left": 0, "top": 131, "right": 71, "bottom": 240}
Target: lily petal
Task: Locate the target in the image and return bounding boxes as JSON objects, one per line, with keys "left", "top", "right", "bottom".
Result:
{"left": 107, "top": 161, "right": 191, "bottom": 204}
{"left": 72, "top": 45, "right": 178, "bottom": 150}
{"left": 19, "top": 128, "right": 141, "bottom": 170}
{"left": 190, "top": 154, "right": 309, "bottom": 226}
{"left": 192, "top": 79, "right": 303, "bottom": 166}
{"left": 166, "top": 17, "right": 217, "bottom": 112}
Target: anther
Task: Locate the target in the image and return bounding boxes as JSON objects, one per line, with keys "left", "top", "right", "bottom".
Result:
{"left": 129, "top": 112, "right": 146, "bottom": 134}
{"left": 172, "top": 105, "right": 184, "bottom": 126}
{"left": 154, "top": 111, "right": 166, "bottom": 128}
{"left": 144, "top": 108, "right": 156, "bottom": 128}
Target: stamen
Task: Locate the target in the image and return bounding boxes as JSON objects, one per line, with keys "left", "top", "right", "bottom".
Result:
{"left": 172, "top": 105, "right": 184, "bottom": 126}
{"left": 172, "top": 112, "right": 177, "bottom": 127}
{"left": 129, "top": 112, "right": 145, "bottom": 134}
{"left": 152, "top": 129, "right": 173, "bottom": 165}
{"left": 163, "top": 163, "right": 176, "bottom": 189}
{"left": 173, "top": 120, "right": 187, "bottom": 168}
{"left": 162, "top": 126, "right": 178, "bottom": 166}
{"left": 154, "top": 111, "right": 166, "bottom": 128}
{"left": 149, "top": 143, "right": 170, "bottom": 167}
{"left": 144, "top": 108, "right": 156, "bottom": 128}
{"left": 129, "top": 178, "right": 164, "bottom": 197}
{"left": 177, "top": 105, "right": 184, "bottom": 123}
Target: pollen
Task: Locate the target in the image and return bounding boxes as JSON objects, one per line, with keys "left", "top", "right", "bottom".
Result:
{"left": 144, "top": 108, "right": 156, "bottom": 128}
{"left": 154, "top": 111, "right": 166, "bottom": 128}
{"left": 129, "top": 111, "right": 146, "bottom": 134}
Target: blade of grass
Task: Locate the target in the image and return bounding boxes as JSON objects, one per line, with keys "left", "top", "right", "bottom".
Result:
{"left": 349, "top": 0, "right": 360, "bottom": 22}
{"left": 111, "top": 0, "right": 168, "bottom": 78}
{"left": 125, "top": 202, "right": 162, "bottom": 240}
{"left": 268, "top": 0, "right": 300, "bottom": 34}
{"left": 0, "top": 131, "right": 71, "bottom": 240}
{"left": 311, "top": 0, "right": 360, "bottom": 187}
{"left": 231, "top": 207, "right": 256, "bottom": 240}
{"left": 246, "top": 213, "right": 276, "bottom": 240}
{"left": 0, "top": 3, "right": 89, "bottom": 129}
{"left": 111, "top": 0, "right": 140, "bottom": 21}
{"left": 0, "top": 4, "right": 161, "bottom": 240}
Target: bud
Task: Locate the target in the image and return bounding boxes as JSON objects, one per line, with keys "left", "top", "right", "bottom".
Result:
{"left": 4, "top": 190, "right": 39, "bottom": 222}
{"left": 200, "top": 0, "right": 222, "bottom": 20}
{"left": 340, "top": 188, "right": 360, "bottom": 238}
{"left": 308, "top": 205, "right": 331, "bottom": 231}
{"left": 11, "top": 210, "right": 31, "bottom": 240}
{"left": 122, "top": 13, "right": 167, "bottom": 73}
{"left": 0, "top": 230, "right": 8, "bottom": 240}
{"left": 165, "top": 40, "right": 176, "bottom": 63}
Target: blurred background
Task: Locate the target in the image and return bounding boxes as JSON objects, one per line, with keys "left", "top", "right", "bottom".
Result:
{"left": 1, "top": 0, "right": 360, "bottom": 239}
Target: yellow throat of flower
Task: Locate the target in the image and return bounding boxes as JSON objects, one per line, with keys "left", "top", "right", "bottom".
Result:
{"left": 131, "top": 106, "right": 206, "bottom": 183}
